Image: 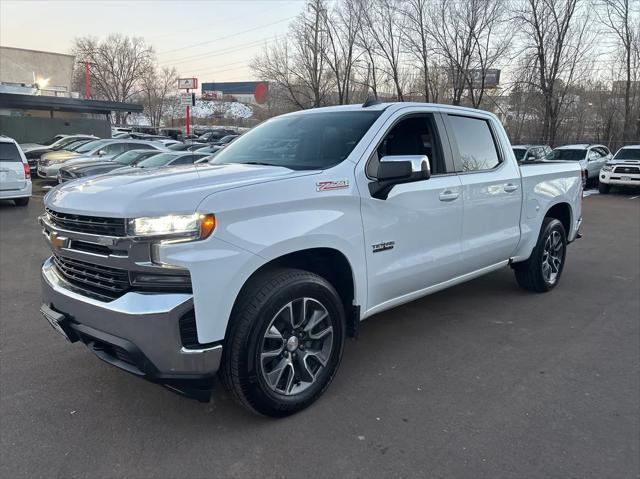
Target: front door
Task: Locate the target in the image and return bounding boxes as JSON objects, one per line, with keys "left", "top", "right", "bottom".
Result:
{"left": 358, "top": 112, "right": 465, "bottom": 311}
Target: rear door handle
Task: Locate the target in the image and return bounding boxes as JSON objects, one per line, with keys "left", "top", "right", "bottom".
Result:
{"left": 504, "top": 183, "right": 519, "bottom": 193}
{"left": 439, "top": 190, "right": 460, "bottom": 202}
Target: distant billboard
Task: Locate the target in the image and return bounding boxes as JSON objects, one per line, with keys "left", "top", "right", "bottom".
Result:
{"left": 469, "top": 69, "right": 501, "bottom": 88}
{"left": 201, "top": 81, "right": 268, "bottom": 104}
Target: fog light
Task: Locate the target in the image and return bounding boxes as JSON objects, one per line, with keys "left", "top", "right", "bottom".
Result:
{"left": 601, "top": 175, "right": 605, "bottom": 179}
{"left": 131, "top": 272, "right": 192, "bottom": 289}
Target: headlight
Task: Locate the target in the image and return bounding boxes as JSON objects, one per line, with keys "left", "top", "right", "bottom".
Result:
{"left": 127, "top": 213, "right": 215, "bottom": 241}
{"left": 602, "top": 164, "right": 614, "bottom": 172}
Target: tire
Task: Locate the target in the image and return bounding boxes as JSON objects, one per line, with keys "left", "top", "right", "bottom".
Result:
{"left": 14, "top": 197, "right": 29, "bottom": 206}
{"left": 220, "top": 268, "right": 346, "bottom": 417}
{"left": 513, "top": 217, "right": 567, "bottom": 293}
{"left": 598, "top": 182, "right": 610, "bottom": 194}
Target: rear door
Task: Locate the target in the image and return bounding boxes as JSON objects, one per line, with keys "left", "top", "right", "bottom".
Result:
{"left": 0, "top": 142, "right": 27, "bottom": 191}
{"left": 586, "top": 147, "right": 606, "bottom": 178}
{"left": 443, "top": 113, "right": 523, "bottom": 271}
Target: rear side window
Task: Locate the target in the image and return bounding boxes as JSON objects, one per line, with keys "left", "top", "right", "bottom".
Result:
{"left": 0, "top": 143, "right": 22, "bottom": 162}
{"left": 448, "top": 115, "right": 501, "bottom": 172}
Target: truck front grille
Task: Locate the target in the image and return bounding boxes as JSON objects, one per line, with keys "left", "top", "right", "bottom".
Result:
{"left": 614, "top": 166, "right": 640, "bottom": 174}
{"left": 46, "top": 208, "right": 126, "bottom": 237}
{"left": 53, "top": 253, "right": 130, "bottom": 297}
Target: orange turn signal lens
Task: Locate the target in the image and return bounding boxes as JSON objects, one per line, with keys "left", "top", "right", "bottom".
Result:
{"left": 199, "top": 214, "right": 216, "bottom": 239}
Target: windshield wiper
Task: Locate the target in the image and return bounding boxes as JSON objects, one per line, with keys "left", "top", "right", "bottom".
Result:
{"left": 241, "top": 161, "right": 279, "bottom": 167}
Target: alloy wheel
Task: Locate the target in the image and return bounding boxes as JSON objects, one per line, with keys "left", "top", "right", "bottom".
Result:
{"left": 541, "top": 230, "right": 564, "bottom": 284}
{"left": 259, "top": 298, "right": 334, "bottom": 396}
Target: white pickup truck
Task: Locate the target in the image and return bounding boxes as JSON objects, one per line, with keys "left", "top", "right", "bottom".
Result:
{"left": 40, "top": 103, "right": 583, "bottom": 416}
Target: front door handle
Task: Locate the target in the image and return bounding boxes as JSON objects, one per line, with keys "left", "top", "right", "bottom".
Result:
{"left": 504, "top": 183, "right": 519, "bottom": 193}
{"left": 439, "top": 190, "right": 460, "bottom": 202}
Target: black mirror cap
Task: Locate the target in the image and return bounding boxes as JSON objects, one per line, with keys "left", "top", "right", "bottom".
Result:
{"left": 369, "top": 157, "right": 431, "bottom": 200}
{"left": 377, "top": 160, "right": 413, "bottom": 180}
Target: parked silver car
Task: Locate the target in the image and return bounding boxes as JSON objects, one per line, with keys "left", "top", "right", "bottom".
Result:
{"left": 37, "top": 139, "right": 166, "bottom": 180}
{"left": 547, "top": 144, "right": 612, "bottom": 183}
{"left": 512, "top": 144, "right": 552, "bottom": 162}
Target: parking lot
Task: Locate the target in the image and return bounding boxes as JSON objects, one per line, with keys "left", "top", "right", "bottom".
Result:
{"left": 1, "top": 181, "right": 638, "bottom": 478}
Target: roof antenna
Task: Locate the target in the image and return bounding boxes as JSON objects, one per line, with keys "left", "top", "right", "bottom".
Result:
{"left": 363, "top": 94, "right": 381, "bottom": 108}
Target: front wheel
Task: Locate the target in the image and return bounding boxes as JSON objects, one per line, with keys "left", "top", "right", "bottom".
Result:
{"left": 220, "top": 268, "right": 346, "bottom": 417}
{"left": 14, "top": 197, "right": 29, "bottom": 206}
{"left": 598, "top": 182, "right": 610, "bottom": 194}
{"left": 513, "top": 217, "right": 567, "bottom": 293}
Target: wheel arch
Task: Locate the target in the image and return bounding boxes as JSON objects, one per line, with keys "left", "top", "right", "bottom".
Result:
{"left": 544, "top": 201, "right": 572, "bottom": 235}
{"left": 228, "top": 247, "right": 360, "bottom": 338}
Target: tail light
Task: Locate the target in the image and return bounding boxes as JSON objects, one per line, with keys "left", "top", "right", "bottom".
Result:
{"left": 23, "top": 163, "right": 31, "bottom": 180}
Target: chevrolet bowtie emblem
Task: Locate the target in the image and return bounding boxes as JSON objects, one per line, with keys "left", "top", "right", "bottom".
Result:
{"left": 49, "top": 231, "right": 68, "bottom": 250}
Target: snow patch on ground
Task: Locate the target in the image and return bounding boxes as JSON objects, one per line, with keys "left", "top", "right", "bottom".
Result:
{"left": 191, "top": 101, "right": 253, "bottom": 119}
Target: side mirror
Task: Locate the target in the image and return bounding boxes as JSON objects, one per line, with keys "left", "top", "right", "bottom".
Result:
{"left": 369, "top": 155, "right": 431, "bottom": 200}
{"left": 525, "top": 154, "right": 536, "bottom": 161}
{"left": 98, "top": 150, "right": 107, "bottom": 156}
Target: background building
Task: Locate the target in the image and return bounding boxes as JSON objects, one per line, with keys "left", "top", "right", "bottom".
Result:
{"left": 201, "top": 81, "right": 268, "bottom": 105}
{"left": 0, "top": 46, "right": 142, "bottom": 142}
{"left": 0, "top": 46, "right": 75, "bottom": 94}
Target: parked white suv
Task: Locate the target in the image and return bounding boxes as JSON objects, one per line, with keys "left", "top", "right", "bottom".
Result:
{"left": 599, "top": 145, "right": 640, "bottom": 193}
{"left": 40, "top": 103, "right": 583, "bottom": 416}
{"left": 0, "top": 136, "right": 32, "bottom": 206}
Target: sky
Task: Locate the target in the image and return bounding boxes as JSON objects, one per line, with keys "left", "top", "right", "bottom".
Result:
{"left": 0, "top": 0, "right": 308, "bottom": 82}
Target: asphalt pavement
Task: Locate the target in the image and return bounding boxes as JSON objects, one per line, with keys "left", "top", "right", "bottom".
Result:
{"left": 1, "top": 182, "right": 638, "bottom": 478}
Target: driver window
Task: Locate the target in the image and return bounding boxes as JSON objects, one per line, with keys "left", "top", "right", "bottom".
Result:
{"left": 367, "top": 115, "right": 444, "bottom": 178}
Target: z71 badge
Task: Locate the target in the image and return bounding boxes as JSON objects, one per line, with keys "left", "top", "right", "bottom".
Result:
{"left": 316, "top": 180, "right": 349, "bottom": 192}
{"left": 372, "top": 241, "right": 395, "bottom": 253}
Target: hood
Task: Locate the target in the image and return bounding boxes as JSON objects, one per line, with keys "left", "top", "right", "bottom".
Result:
{"left": 63, "top": 155, "right": 111, "bottom": 166}
{"left": 20, "top": 143, "right": 45, "bottom": 153}
{"left": 42, "top": 150, "right": 80, "bottom": 162}
{"left": 607, "top": 159, "right": 640, "bottom": 166}
{"left": 63, "top": 160, "right": 116, "bottom": 172}
{"left": 45, "top": 163, "right": 317, "bottom": 217}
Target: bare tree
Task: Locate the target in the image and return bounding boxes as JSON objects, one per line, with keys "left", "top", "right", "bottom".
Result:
{"left": 322, "top": 0, "right": 363, "bottom": 104}
{"left": 252, "top": 0, "right": 331, "bottom": 108}
{"left": 140, "top": 67, "right": 178, "bottom": 126}
{"left": 402, "top": 0, "right": 433, "bottom": 101}
{"left": 72, "top": 35, "right": 155, "bottom": 123}
{"left": 600, "top": 0, "right": 640, "bottom": 141}
{"left": 426, "top": 0, "right": 510, "bottom": 107}
{"left": 515, "top": 0, "right": 595, "bottom": 145}
{"left": 360, "top": 0, "right": 406, "bottom": 100}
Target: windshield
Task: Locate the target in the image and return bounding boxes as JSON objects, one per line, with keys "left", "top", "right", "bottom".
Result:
{"left": 76, "top": 139, "right": 109, "bottom": 153}
{"left": 39, "top": 135, "right": 64, "bottom": 146}
{"left": 112, "top": 150, "right": 146, "bottom": 165}
{"left": 613, "top": 148, "right": 640, "bottom": 160}
{"left": 67, "top": 140, "right": 92, "bottom": 151}
{"left": 52, "top": 136, "right": 87, "bottom": 150}
{"left": 136, "top": 153, "right": 178, "bottom": 168}
{"left": 512, "top": 148, "right": 526, "bottom": 161}
{"left": 548, "top": 149, "right": 586, "bottom": 161}
{"left": 211, "top": 111, "right": 381, "bottom": 170}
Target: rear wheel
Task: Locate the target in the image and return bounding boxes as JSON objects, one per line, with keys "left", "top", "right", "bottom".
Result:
{"left": 514, "top": 217, "right": 567, "bottom": 293}
{"left": 14, "top": 197, "right": 29, "bottom": 206}
{"left": 598, "top": 182, "right": 610, "bottom": 194}
{"left": 220, "top": 268, "right": 345, "bottom": 417}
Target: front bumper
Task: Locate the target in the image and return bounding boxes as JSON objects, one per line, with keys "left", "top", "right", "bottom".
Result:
{"left": 37, "top": 163, "right": 62, "bottom": 179}
{"left": 41, "top": 257, "right": 222, "bottom": 397}
{"left": 600, "top": 171, "right": 640, "bottom": 186}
